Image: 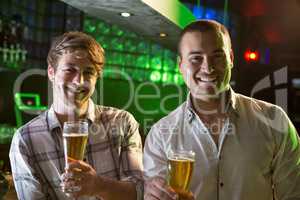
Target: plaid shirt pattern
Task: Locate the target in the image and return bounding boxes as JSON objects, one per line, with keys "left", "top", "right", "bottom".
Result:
{"left": 9, "top": 100, "right": 143, "bottom": 200}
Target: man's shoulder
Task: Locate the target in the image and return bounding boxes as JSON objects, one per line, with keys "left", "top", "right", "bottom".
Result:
{"left": 235, "top": 92, "right": 285, "bottom": 116}
{"left": 16, "top": 110, "right": 49, "bottom": 137}
{"left": 94, "top": 105, "right": 136, "bottom": 122}
{"left": 10, "top": 110, "right": 49, "bottom": 151}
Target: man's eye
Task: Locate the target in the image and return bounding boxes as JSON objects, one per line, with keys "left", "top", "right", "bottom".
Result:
{"left": 63, "top": 68, "right": 75, "bottom": 73}
{"left": 84, "top": 71, "right": 96, "bottom": 76}
{"left": 214, "top": 53, "right": 225, "bottom": 59}
{"left": 190, "top": 57, "right": 203, "bottom": 63}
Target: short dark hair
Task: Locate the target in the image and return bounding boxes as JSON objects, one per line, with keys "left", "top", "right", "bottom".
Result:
{"left": 47, "top": 31, "right": 105, "bottom": 76}
{"left": 178, "top": 20, "right": 231, "bottom": 56}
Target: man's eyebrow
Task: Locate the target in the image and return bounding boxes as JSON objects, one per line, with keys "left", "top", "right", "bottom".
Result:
{"left": 212, "top": 49, "right": 225, "bottom": 54}
{"left": 85, "top": 67, "right": 96, "bottom": 71}
{"left": 63, "top": 62, "right": 76, "bottom": 67}
{"left": 188, "top": 51, "right": 204, "bottom": 55}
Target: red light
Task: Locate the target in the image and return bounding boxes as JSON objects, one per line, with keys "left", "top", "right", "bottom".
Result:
{"left": 244, "top": 50, "right": 259, "bottom": 62}
{"left": 249, "top": 52, "right": 257, "bottom": 59}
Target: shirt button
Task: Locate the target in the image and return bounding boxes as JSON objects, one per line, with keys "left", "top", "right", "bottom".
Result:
{"left": 220, "top": 182, "right": 224, "bottom": 187}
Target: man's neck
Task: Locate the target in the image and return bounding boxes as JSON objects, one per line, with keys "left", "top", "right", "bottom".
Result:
{"left": 191, "top": 90, "right": 229, "bottom": 118}
{"left": 53, "top": 101, "right": 89, "bottom": 126}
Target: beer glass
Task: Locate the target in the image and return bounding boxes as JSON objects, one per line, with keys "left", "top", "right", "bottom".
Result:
{"left": 167, "top": 150, "right": 195, "bottom": 197}
{"left": 62, "top": 120, "right": 89, "bottom": 193}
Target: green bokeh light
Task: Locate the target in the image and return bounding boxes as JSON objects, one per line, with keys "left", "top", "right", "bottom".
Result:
{"left": 150, "top": 71, "right": 161, "bottom": 82}
{"left": 84, "top": 16, "right": 184, "bottom": 84}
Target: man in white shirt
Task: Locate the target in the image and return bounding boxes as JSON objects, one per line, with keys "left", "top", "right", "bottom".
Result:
{"left": 143, "top": 20, "right": 300, "bottom": 200}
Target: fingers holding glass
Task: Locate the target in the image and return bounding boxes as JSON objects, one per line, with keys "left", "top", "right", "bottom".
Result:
{"left": 144, "top": 177, "right": 178, "bottom": 200}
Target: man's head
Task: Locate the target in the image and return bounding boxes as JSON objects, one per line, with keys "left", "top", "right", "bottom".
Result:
{"left": 47, "top": 31, "right": 104, "bottom": 75}
{"left": 178, "top": 20, "right": 234, "bottom": 99}
{"left": 47, "top": 32, "right": 105, "bottom": 109}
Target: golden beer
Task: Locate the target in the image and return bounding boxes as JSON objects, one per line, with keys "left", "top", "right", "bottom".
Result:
{"left": 168, "top": 152, "right": 195, "bottom": 194}
{"left": 63, "top": 133, "right": 88, "bottom": 161}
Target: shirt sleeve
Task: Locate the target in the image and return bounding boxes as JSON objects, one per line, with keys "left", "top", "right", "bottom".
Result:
{"left": 272, "top": 107, "right": 300, "bottom": 199}
{"left": 9, "top": 130, "right": 47, "bottom": 200}
{"left": 119, "top": 112, "right": 144, "bottom": 200}
{"left": 143, "top": 125, "right": 168, "bottom": 180}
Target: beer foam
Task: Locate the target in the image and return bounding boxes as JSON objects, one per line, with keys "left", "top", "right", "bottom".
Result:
{"left": 63, "top": 133, "right": 88, "bottom": 137}
{"left": 168, "top": 157, "right": 195, "bottom": 162}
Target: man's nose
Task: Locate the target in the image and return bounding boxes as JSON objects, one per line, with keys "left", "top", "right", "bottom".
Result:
{"left": 201, "top": 57, "right": 214, "bottom": 73}
{"left": 73, "top": 71, "right": 84, "bottom": 84}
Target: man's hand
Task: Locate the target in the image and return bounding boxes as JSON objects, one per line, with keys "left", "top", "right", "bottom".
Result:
{"left": 144, "top": 176, "right": 177, "bottom": 200}
{"left": 61, "top": 158, "right": 138, "bottom": 200}
{"left": 177, "top": 190, "right": 195, "bottom": 200}
{"left": 144, "top": 176, "right": 195, "bottom": 200}
{"left": 61, "top": 158, "right": 100, "bottom": 198}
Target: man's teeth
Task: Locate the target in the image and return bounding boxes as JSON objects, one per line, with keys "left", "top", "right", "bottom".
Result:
{"left": 75, "top": 89, "right": 85, "bottom": 93}
{"left": 68, "top": 87, "right": 85, "bottom": 93}
{"left": 198, "top": 77, "right": 216, "bottom": 82}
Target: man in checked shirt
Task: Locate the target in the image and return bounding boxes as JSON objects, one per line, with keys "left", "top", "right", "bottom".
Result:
{"left": 9, "top": 32, "right": 143, "bottom": 200}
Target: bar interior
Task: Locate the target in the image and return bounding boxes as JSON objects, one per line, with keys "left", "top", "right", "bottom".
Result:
{"left": 1, "top": 0, "right": 300, "bottom": 199}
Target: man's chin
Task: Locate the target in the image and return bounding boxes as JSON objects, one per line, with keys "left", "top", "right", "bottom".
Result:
{"left": 192, "top": 91, "right": 219, "bottom": 100}
{"left": 61, "top": 98, "right": 86, "bottom": 109}
{"left": 192, "top": 87, "right": 231, "bottom": 101}
{"left": 73, "top": 98, "right": 87, "bottom": 107}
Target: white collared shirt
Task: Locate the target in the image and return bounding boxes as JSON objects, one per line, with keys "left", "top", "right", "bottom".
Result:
{"left": 143, "top": 89, "right": 300, "bottom": 200}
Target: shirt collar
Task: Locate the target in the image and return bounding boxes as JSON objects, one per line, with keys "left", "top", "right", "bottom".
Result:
{"left": 86, "top": 99, "right": 96, "bottom": 123}
{"left": 186, "top": 94, "right": 196, "bottom": 123}
{"left": 228, "top": 88, "right": 238, "bottom": 113}
{"left": 185, "top": 87, "right": 239, "bottom": 123}
{"left": 47, "top": 99, "right": 96, "bottom": 132}
{"left": 47, "top": 106, "right": 61, "bottom": 131}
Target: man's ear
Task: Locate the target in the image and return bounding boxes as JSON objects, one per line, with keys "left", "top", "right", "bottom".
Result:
{"left": 178, "top": 55, "right": 183, "bottom": 73}
{"left": 229, "top": 49, "right": 234, "bottom": 68}
{"left": 48, "top": 65, "right": 55, "bottom": 82}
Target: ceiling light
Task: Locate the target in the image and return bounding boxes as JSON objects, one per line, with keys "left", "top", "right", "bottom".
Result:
{"left": 159, "top": 33, "right": 167, "bottom": 37}
{"left": 120, "top": 12, "right": 131, "bottom": 17}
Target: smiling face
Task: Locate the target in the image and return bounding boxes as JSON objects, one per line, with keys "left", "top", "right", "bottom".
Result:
{"left": 48, "top": 49, "right": 98, "bottom": 110}
{"left": 179, "top": 30, "right": 233, "bottom": 100}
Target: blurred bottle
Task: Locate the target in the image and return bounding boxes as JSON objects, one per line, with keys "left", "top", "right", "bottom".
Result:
{"left": 0, "top": 171, "right": 9, "bottom": 199}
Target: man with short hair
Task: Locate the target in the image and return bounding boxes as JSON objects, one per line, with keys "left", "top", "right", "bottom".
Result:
{"left": 10, "top": 31, "right": 143, "bottom": 200}
{"left": 143, "top": 20, "right": 300, "bottom": 200}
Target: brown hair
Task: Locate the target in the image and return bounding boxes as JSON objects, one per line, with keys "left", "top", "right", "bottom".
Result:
{"left": 178, "top": 20, "right": 231, "bottom": 56}
{"left": 47, "top": 31, "right": 105, "bottom": 76}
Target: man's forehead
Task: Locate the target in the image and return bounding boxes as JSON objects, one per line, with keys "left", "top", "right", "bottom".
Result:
{"left": 181, "top": 30, "right": 229, "bottom": 50}
{"left": 58, "top": 50, "right": 95, "bottom": 69}
{"left": 62, "top": 48, "right": 89, "bottom": 60}
{"left": 183, "top": 30, "right": 224, "bottom": 41}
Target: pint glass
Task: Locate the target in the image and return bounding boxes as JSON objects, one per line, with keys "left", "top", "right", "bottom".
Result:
{"left": 62, "top": 120, "right": 88, "bottom": 193}
{"left": 167, "top": 150, "right": 195, "bottom": 196}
